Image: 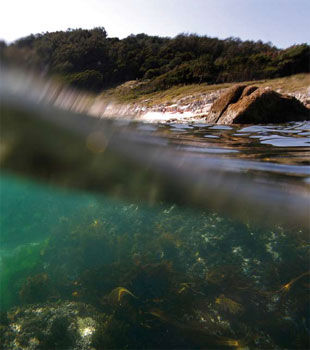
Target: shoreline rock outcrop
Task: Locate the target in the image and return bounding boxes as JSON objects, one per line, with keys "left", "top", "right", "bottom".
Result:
{"left": 206, "top": 84, "right": 246, "bottom": 123}
{"left": 206, "top": 85, "right": 310, "bottom": 124}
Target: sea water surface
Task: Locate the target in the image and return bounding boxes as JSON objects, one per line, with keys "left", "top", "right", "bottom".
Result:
{"left": 0, "top": 72, "right": 309, "bottom": 349}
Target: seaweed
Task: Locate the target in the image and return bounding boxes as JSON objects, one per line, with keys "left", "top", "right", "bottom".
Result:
{"left": 0, "top": 241, "right": 47, "bottom": 310}
{"left": 19, "top": 273, "right": 51, "bottom": 304}
{"left": 1, "top": 187, "right": 309, "bottom": 349}
{"left": 215, "top": 294, "right": 244, "bottom": 314}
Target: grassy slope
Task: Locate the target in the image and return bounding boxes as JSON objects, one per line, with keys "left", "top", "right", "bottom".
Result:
{"left": 101, "top": 73, "right": 310, "bottom": 107}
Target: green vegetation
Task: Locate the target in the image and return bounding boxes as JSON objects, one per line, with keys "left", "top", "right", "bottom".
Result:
{"left": 1, "top": 28, "right": 309, "bottom": 93}
{"left": 102, "top": 72, "right": 310, "bottom": 106}
{"left": 0, "top": 240, "right": 47, "bottom": 309}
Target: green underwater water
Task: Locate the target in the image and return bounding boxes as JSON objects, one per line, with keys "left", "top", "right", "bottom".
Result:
{"left": 0, "top": 171, "right": 309, "bottom": 349}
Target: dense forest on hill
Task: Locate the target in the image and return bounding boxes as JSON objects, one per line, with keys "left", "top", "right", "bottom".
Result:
{"left": 1, "top": 27, "right": 309, "bottom": 92}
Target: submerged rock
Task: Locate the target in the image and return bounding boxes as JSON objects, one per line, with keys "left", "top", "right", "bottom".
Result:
{"left": 1, "top": 301, "right": 105, "bottom": 350}
{"left": 206, "top": 85, "right": 310, "bottom": 124}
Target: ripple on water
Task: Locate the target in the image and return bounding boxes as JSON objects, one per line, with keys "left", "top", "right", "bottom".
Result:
{"left": 239, "top": 125, "right": 267, "bottom": 133}
{"left": 192, "top": 123, "right": 211, "bottom": 128}
{"left": 260, "top": 136, "right": 310, "bottom": 147}
{"left": 178, "top": 145, "right": 239, "bottom": 154}
{"left": 169, "top": 123, "right": 194, "bottom": 129}
{"left": 208, "top": 125, "right": 233, "bottom": 130}
{"left": 136, "top": 124, "right": 159, "bottom": 132}
{"left": 203, "top": 135, "right": 219, "bottom": 139}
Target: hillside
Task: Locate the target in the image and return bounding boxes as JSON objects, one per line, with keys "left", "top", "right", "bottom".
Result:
{"left": 1, "top": 28, "right": 309, "bottom": 94}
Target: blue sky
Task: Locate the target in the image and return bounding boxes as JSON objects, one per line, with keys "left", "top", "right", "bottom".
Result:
{"left": 1, "top": 0, "right": 309, "bottom": 48}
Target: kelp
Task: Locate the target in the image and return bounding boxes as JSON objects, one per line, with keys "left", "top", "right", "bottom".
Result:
{"left": 147, "top": 309, "right": 241, "bottom": 349}
{"left": 215, "top": 294, "right": 244, "bottom": 314}
{"left": 0, "top": 241, "right": 47, "bottom": 310}
{"left": 1, "top": 192, "right": 309, "bottom": 348}
{"left": 280, "top": 271, "right": 310, "bottom": 292}
{"left": 19, "top": 273, "right": 50, "bottom": 304}
{"left": 107, "top": 287, "right": 137, "bottom": 306}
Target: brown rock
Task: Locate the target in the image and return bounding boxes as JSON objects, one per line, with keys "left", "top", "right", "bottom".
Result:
{"left": 240, "top": 85, "right": 258, "bottom": 98}
{"left": 207, "top": 84, "right": 246, "bottom": 123}
{"left": 206, "top": 85, "right": 310, "bottom": 124}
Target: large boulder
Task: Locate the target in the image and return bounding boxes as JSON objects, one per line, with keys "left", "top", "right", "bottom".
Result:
{"left": 240, "top": 85, "right": 258, "bottom": 98}
{"left": 206, "top": 85, "right": 310, "bottom": 124}
{"left": 207, "top": 84, "right": 246, "bottom": 123}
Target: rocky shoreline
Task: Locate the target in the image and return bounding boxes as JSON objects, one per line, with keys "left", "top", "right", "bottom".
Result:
{"left": 87, "top": 86, "right": 310, "bottom": 123}
{"left": 3, "top": 69, "right": 309, "bottom": 124}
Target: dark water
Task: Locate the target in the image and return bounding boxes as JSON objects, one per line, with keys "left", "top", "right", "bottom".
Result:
{"left": 0, "top": 76, "right": 310, "bottom": 349}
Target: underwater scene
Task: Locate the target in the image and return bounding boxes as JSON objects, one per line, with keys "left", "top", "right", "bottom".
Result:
{"left": 0, "top": 82, "right": 310, "bottom": 349}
